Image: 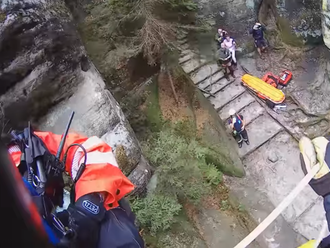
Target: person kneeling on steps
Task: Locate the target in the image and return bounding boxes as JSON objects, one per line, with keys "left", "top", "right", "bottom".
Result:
{"left": 228, "top": 109, "right": 249, "bottom": 148}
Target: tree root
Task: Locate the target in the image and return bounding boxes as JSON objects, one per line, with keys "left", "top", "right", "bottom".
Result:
{"left": 286, "top": 94, "right": 323, "bottom": 118}
{"left": 167, "top": 70, "right": 179, "bottom": 106}
{"left": 295, "top": 118, "right": 327, "bottom": 128}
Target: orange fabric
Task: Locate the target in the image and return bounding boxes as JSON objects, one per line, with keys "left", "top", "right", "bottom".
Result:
{"left": 8, "top": 131, "right": 134, "bottom": 210}
{"left": 34, "top": 131, "right": 88, "bottom": 174}
{"left": 10, "top": 151, "right": 21, "bottom": 167}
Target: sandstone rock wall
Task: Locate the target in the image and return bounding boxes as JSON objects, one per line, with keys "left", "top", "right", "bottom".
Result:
{"left": 0, "top": 0, "right": 151, "bottom": 194}
{"left": 322, "top": 0, "right": 330, "bottom": 48}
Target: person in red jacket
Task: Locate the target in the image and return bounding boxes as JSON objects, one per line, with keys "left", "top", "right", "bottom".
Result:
{"left": 4, "top": 128, "right": 144, "bottom": 248}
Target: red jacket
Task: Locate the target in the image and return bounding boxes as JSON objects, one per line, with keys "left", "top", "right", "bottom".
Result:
{"left": 8, "top": 131, "right": 134, "bottom": 210}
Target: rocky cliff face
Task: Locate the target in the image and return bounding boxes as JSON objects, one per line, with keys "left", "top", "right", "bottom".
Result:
{"left": 322, "top": 0, "right": 330, "bottom": 48}
{"left": 199, "top": 0, "right": 322, "bottom": 46}
{"left": 0, "top": 0, "right": 151, "bottom": 194}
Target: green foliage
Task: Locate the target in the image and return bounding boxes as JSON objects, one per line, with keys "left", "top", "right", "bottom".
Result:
{"left": 238, "top": 204, "right": 245, "bottom": 212}
{"left": 165, "top": 0, "right": 198, "bottom": 12}
{"left": 145, "top": 81, "right": 164, "bottom": 132}
{"left": 203, "top": 164, "right": 223, "bottom": 186}
{"left": 131, "top": 194, "right": 182, "bottom": 234}
{"left": 144, "top": 124, "right": 224, "bottom": 204}
{"left": 204, "top": 147, "right": 245, "bottom": 177}
{"left": 277, "top": 16, "right": 304, "bottom": 47}
{"left": 220, "top": 200, "right": 230, "bottom": 211}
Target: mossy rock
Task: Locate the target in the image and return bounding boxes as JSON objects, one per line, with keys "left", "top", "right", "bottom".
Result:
{"left": 115, "top": 144, "right": 134, "bottom": 176}
{"left": 0, "top": 11, "right": 6, "bottom": 23}
{"left": 277, "top": 16, "right": 304, "bottom": 47}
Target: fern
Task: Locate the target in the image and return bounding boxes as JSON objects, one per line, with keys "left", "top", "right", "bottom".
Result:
{"left": 131, "top": 194, "right": 182, "bottom": 234}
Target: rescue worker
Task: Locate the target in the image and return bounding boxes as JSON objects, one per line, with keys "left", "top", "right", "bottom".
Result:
{"left": 216, "top": 43, "right": 235, "bottom": 80}
{"left": 298, "top": 136, "right": 330, "bottom": 248}
{"left": 2, "top": 129, "right": 144, "bottom": 248}
{"left": 228, "top": 109, "right": 249, "bottom": 148}
{"left": 215, "top": 28, "right": 228, "bottom": 49}
{"left": 222, "top": 34, "right": 237, "bottom": 65}
{"left": 249, "top": 22, "right": 267, "bottom": 57}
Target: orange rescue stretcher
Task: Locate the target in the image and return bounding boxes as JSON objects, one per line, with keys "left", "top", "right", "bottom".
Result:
{"left": 241, "top": 74, "right": 285, "bottom": 104}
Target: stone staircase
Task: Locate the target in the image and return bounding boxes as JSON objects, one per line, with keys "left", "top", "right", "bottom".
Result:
{"left": 177, "top": 31, "right": 283, "bottom": 159}
{"left": 177, "top": 30, "right": 325, "bottom": 247}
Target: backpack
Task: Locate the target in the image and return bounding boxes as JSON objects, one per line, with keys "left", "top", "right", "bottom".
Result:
{"left": 233, "top": 115, "right": 243, "bottom": 132}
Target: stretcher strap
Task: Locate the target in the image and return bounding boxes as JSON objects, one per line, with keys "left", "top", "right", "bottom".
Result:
{"left": 234, "top": 163, "right": 321, "bottom": 248}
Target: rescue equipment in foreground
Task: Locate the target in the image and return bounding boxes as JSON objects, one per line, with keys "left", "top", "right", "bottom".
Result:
{"left": 261, "top": 73, "right": 279, "bottom": 88}
{"left": 241, "top": 74, "right": 285, "bottom": 104}
{"left": 278, "top": 70, "right": 292, "bottom": 86}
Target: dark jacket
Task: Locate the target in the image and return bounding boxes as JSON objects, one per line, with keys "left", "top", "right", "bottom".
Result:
{"left": 217, "top": 47, "right": 232, "bottom": 65}
{"left": 250, "top": 25, "right": 266, "bottom": 40}
{"left": 228, "top": 114, "right": 244, "bottom": 132}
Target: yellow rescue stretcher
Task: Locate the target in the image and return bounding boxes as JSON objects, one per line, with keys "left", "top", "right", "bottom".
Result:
{"left": 241, "top": 74, "right": 285, "bottom": 104}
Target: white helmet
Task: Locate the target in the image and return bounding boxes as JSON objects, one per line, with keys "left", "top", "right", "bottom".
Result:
{"left": 228, "top": 109, "right": 236, "bottom": 116}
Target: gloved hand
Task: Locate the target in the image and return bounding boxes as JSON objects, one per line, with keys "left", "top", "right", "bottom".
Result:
{"left": 56, "top": 193, "right": 106, "bottom": 248}
{"left": 299, "top": 136, "right": 330, "bottom": 197}
{"left": 298, "top": 240, "right": 317, "bottom": 248}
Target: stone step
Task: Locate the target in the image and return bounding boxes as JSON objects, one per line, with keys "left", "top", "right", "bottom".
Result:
{"left": 238, "top": 101, "right": 265, "bottom": 125}
{"left": 191, "top": 63, "right": 220, "bottom": 84}
{"left": 181, "top": 59, "right": 206, "bottom": 74}
{"left": 238, "top": 114, "right": 283, "bottom": 158}
{"left": 209, "top": 81, "right": 246, "bottom": 111}
{"left": 219, "top": 92, "right": 256, "bottom": 121}
{"left": 178, "top": 39, "right": 188, "bottom": 45}
{"left": 198, "top": 70, "right": 224, "bottom": 90}
{"left": 177, "top": 33, "right": 187, "bottom": 40}
{"left": 180, "top": 43, "right": 190, "bottom": 50}
{"left": 179, "top": 52, "right": 195, "bottom": 64}
{"left": 210, "top": 77, "right": 239, "bottom": 95}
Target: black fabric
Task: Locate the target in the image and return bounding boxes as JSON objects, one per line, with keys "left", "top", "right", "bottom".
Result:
{"left": 55, "top": 193, "right": 106, "bottom": 248}
{"left": 251, "top": 26, "right": 265, "bottom": 40}
{"left": 12, "top": 128, "right": 65, "bottom": 208}
{"left": 325, "top": 142, "right": 330, "bottom": 168}
{"left": 217, "top": 48, "right": 232, "bottom": 63}
{"left": 254, "top": 38, "right": 266, "bottom": 48}
{"left": 97, "top": 207, "right": 144, "bottom": 248}
{"left": 0, "top": 142, "right": 53, "bottom": 248}
{"left": 265, "top": 99, "right": 275, "bottom": 109}
{"left": 300, "top": 153, "right": 330, "bottom": 196}
{"left": 32, "top": 194, "right": 54, "bottom": 218}
{"left": 320, "top": 235, "right": 330, "bottom": 248}
{"left": 234, "top": 129, "right": 248, "bottom": 143}
{"left": 266, "top": 75, "right": 279, "bottom": 86}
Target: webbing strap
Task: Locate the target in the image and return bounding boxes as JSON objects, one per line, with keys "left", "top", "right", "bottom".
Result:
{"left": 234, "top": 163, "right": 321, "bottom": 248}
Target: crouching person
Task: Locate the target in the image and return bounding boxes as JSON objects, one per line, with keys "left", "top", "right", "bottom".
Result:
{"left": 217, "top": 43, "right": 235, "bottom": 80}
{"left": 2, "top": 129, "right": 144, "bottom": 248}
{"left": 228, "top": 109, "right": 249, "bottom": 148}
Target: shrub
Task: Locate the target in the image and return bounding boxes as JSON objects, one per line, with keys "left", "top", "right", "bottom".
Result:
{"left": 144, "top": 125, "right": 224, "bottom": 204}
{"left": 203, "top": 164, "right": 223, "bottom": 186}
{"left": 165, "top": 0, "right": 198, "bottom": 12}
{"left": 131, "top": 194, "right": 182, "bottom": 234}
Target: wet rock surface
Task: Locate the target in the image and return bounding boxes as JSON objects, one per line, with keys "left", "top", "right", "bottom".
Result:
{"left": 0, "top": 0, "right": 151, "bottom": 194}
{"left": 276, "top": 0, "right": 322, "bottom": 45}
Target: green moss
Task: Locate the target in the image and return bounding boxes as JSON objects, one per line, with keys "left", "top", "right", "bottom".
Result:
{"left": 204, "top": 147, "right": 245, "bottom": 178}
{"left": 145, "top": 80, "right": 164, "bottom": 132}
{"left": 0, "top": 11, "right": 6, "bottom": 23}
{"left": 277, "top": 16, "right": 304, "bottom": 47}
